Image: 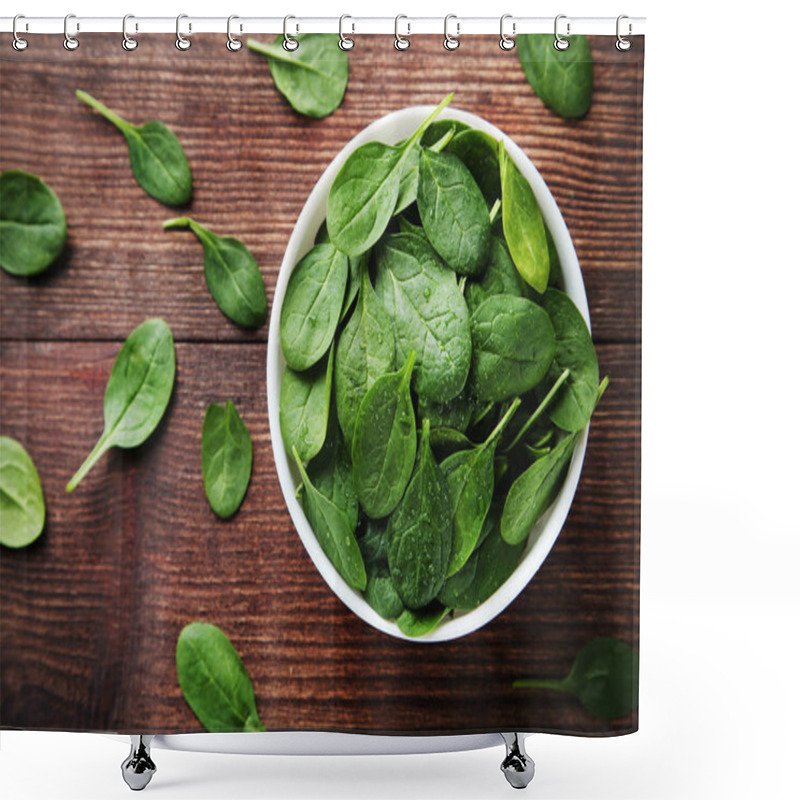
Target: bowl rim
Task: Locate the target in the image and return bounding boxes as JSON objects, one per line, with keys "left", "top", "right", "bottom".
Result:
{"left": 266, "top": 104, "right": 590, "bottom": 642}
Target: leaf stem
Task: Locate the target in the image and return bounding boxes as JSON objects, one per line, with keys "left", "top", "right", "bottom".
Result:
{"left": 503, "top": 368, "right": 571, "bottom": 453}
{"left": 163, "top": 216, "right": 193, "bottom": 230}
{"left": 75, "top": 89, "right": 132, "bottom": 134}
{"left": 66, "top": 433, "right": 110, "bottom": 492}
{"left": 405, "top": 93, "right": 455, "bottom": 151}
{"left": 484, "top": 396, "right": 522, "bottom": 449}
{"left": 427, "top": 126, "right": 456, "bottom": 154}
{"left": 488, "top": 199, "right": 502, "bottom": 225}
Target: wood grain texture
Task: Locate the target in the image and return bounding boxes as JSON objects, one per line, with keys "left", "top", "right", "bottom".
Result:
{"left": 0, "top": 34, "right": 642, "bottom": 735}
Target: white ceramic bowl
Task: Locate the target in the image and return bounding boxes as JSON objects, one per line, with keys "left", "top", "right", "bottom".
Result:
{"left": 267, "top": 105, "right": 591, "bottom": 642}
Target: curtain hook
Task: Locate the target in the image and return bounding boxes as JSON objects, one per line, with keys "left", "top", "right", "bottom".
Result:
{"left": 394, "top": 15, "right": 410, "bottom": 51}
{"left": 12, "top": 14, "right": 28, "bottom": 51}
{"left": 339, "top": 15, "right": 354, "bottom": 50}
{"left": 554, "top": 14, "right": 570, "bottom": 51}
{"left": 499, "top": 14, "right": 516, "bottom": 51}
{"left": 283, "top": 16, "right": 299, "bottom": 51}
{"left": 616, "top": 15, "right": 632, "bottom": 51}
{"left": 63, "top": 13, "right": 79, "bottom": 51}
{"left": 176, "top": 14, "right": 191, "bottom": 50}
{"left": 122, "top": 15, "right": 138, "bottom": 51}
{"left": 227, "top": 15, "right": 242, "bottom": 51}
{"left": 444, "top": 14, "right": 460, "bottom": 51}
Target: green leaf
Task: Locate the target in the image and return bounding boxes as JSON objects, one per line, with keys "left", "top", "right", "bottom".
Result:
{"left": 280, "top": 243, "right": 348, "bottom": 371}
{"left": 334, "top": 262, "right": 395, "bottom": 449}
{"left": 327, "top": 94, "right": 453, "bottom": 256}
{"left": 247, "top": 34, "right": 348, "bottom": 119}
{"left": 76, "top": 90, "right": 192, "bottom": 206}
{"left": 364, "top": 572, "right": 405, "bottom": 620}
{"left": 445, "top": 129, "right": 501, "bottom": 207}
{"left": 0, "top": 436, "right": 46, "bottom": 549}
{"left": 67, "top": 319, "right": 176, "bottom": 491}
{"left": 438, "top": 506, "right": 525, "bottom": 609}
{"left": 501, "top": 431, "right": 579, "bottom": 545}
{"left": 163, "top": 218, "right": 267, "bottom": 329}
{"left": 396, "top": 603, "right": 451, "bottom": 637}
{"left": 387, "top": 420, "right": 453, "bottom": 609}
{"left": 514, "top": 637, "right": 639, "bottom": 720}
{"left": 280, "top": 349, "right": 333, "bottom": 464}
{"left": 176, "top": 622, "right": 265, "bottom": 732}
{"left": 470, "top": 295, "right": 556, "bottom": 402}
{"left": 375, "top": 232, "right": 471, "bottom": 403}
{"left": 500, "top": 142, "right": 549, "bottom": 293}
{"left": 441, "top": 399, "right": 520, "bottom": 575}
{"left": 351, "top": 351, "right": 417, "bottom": 519}
{"left": 0, "top": 170, "right": 67, "bottom": 276}
{"left": 202, "top": 401, "right": 254, "bottom": 519}
{"left": 417, "top": 149, "right": 491, "bottom": 275}
{"left": 540, "top": 289, "right": 600, "bottom": 432}
{"left": 295, "top": 447, "right": 367, "bottom": 591}
{"left": 307, "top": 409, "right": 359, "bottom": 532}
{"left": 464, "top": 237, "right": 528, "bottom": 313}
{"left": 516, "top": 35, "right": 594, "bottom": 119}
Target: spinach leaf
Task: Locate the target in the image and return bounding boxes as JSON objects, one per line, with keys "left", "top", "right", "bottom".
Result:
{"left": 421, "top": 119, "right": 469, "bottom": 146}
{"left": 327, "top": 94, "right": 453, "bottom": 256}
{"left": 418, "top": 389, "right": 473, "bottom": 433}
{"left": 438, "top": 506, "right": 525, "bottom": 609}
{"left": 465, "top": 237, "right": 528, "bottom": 312}
{"left": 280, "top": 348, "right": 333, "bottom": 464}
{"left": 294, "top": 446, "right": 366, "bottom": 591}
{"left": 357, "top": 516, "right": 389, "bottom": 572}
{"left": 340, "top": 250, "right": 363, "bottom": 322}
{"left": 0, "top": 436, "right": 46, "bottom": 549}
{"left": 500, "top": 142, "right": 549, "bottom": 293}
{"left": 202, "top": 401, "right": 253, "bottom": 519}
{"left": 500, "top": 431, "right": 579, "bottom": 545}
{"left": 280, "top": 243, "right": 348, "bottom": 371}
{"left": 545, "top": 225, "right": 563, "bottom": 288}
{"left": 334, "top": 262, "right": 395, "bottom": 448}
{"left": 351, "top": 351, "right": 417, "bottom": 519}
{"left": 247, "top": 34, "right": 348, "bottom": 119}
{"left": 445, "top": 129, "right": 501, "bottom": 206}
{"left": 393, "top": 147, "right": 420, "bottom": 217}
{"left": 516, "top": 35, "right": 594, "bottom": 119}
{"left": 365, "top": 571, "right": 405, "bottom": 620}
{"left": 387, "top": 420, "right": 452, "bottom": 609}
{"left": 0, "top": 170, "right": 66, "bottom": 276}
{"left": 67, "top": 319, "right": 175, "bottom": 492}
{"left": 442, "top": 398, "right": 520, "bottom": 575}
{"left": 417, "top": 149, "right": 491, "bottom": 276}
{"left": 375, "top": 232, "right": 471, "bottom": 403}
{"left": 429, "top": 426, "right": 476, "bottom": 460}
{"left": 540, "top": 288, "right": 600, "bottom": 432}
{"left": 396, "top": 603, "right": 451, "bottom": 637}
{"left": 514, "top": 637, "right": 639, "bottom": 720}
{"left": 306, "top": 406, "right": 359, "bottom": 532}
{"left": 176, "top": 622, "right": 265, "bottom": 733}
{"left": 75, "top": 90, "right": 192, "bottom": 206}
{"left": 163, "top": 217, "right": 267, "bottom": 329}
{"left": 470, "top": 295, "right": 556, "bottom": 402}
{"left": 162, "top": 218, "right": 266, "bottom": 326}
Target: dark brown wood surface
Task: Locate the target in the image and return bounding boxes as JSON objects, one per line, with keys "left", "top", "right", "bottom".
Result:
{"left": 0, "top": 34, "right": 642, "bottom": 735}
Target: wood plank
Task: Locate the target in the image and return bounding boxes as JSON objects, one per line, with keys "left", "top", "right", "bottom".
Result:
{"left": 0, "top": 34, "right": 642, "bottom": 345}
{"left": 0, "top": 340, "right": 639, "bottom": 734}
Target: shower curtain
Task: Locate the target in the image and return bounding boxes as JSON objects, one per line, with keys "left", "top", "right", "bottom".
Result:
{"left": 0, "top": 31, "right": 642, "bottom": 738}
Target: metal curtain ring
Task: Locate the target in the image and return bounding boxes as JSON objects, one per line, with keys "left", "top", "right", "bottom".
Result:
{"left": 176, "top": 14, "right": 191, "bottom": 50}
{"left": 122, "top": 14, "right": 138, "bottom": 51}
{"left": 63, "top": 13, "right": 79, "bottom": 51}
{"left": 339, "top": 15, "right": 354, "bottom": 50}
{"left": 499, "top": 14, "right": 515, "bottom": 51}
{"left": 227, "top": 15, "right": 242, "bottom": 51}
{"left": 444, "top": 14, "right": 460, "bottom": 51}
{"left": 283, "top": 16, "right": 299, "bottom": 51}
{"left": 12, "top": 14, "right": 28, "bottom": 51}
{"left": 554, "top": 14, "right": 570, "bottom": 51}
{"left": 616, "top": 14, "right": 632, "bottom": 51}
{"left": 394, "top": 15, "right": 410, "bottom": 51}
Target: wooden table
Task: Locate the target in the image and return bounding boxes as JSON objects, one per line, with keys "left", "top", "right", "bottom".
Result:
{"left": 1, "top": 34, "right": 642, "bottom": 735}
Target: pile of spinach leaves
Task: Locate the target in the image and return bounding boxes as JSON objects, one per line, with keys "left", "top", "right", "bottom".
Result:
{"left": 280, "top": 93, "right": 607, "bottom": 636}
